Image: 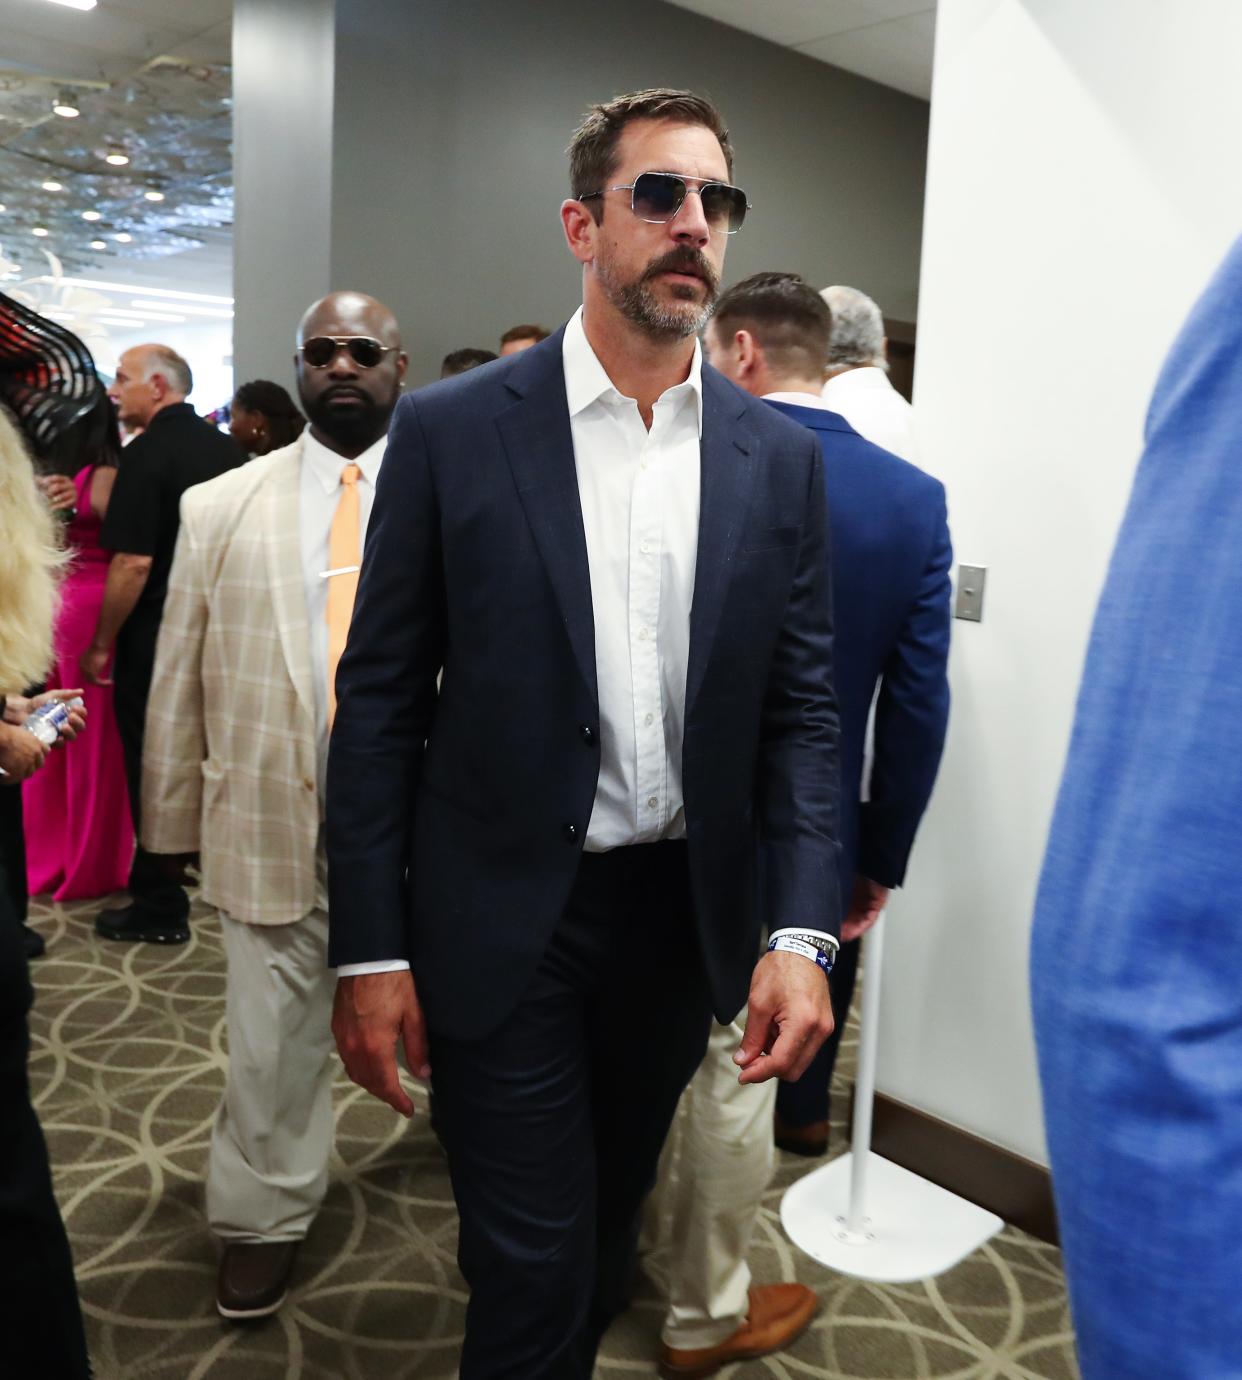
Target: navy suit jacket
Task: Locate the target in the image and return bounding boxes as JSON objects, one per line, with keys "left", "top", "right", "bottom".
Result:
{"left": 326, "top": 330, "right": 842, "bottom": 1040}
{"left": 767, "top": 401, "right": 951, "bottom": 898}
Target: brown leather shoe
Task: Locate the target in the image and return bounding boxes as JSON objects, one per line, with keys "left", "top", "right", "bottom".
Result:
{"left": 659, "top": 1284, "right": 818, "bottom": 1378}
{"left": 774, "top": 1111, "right": 829, "bottom": 1157}
{"left": 216, "top": 1241, "right": 298, "bottom": 1320}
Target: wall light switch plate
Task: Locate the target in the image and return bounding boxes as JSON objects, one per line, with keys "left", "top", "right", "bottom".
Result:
{"left": 955, "top": 565, "right": 986, "bottom": 622}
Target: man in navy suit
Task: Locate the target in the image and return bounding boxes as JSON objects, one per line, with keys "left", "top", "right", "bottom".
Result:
{"left": 325, "top": 93, "right": 843, "bottom": 1378}
{"left": 652, "top": 273, "right": 951, "bottom": 1378}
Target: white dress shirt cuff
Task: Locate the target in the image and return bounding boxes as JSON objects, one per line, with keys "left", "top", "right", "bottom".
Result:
{"left": 335, "top": 959, "right": 411, "bottom": 976}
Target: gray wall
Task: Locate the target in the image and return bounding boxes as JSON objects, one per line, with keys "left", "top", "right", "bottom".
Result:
{"left": 233, "top": 0, "right": 336, "bottom": 390}
{"left": 330, "top": 0, "right": 930, "bottom": 386}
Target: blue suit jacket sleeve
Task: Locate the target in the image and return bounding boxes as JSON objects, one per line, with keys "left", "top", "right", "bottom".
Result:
{"left": 858, "top": 482, "right": 952, "bottom": 888}
{"left": 326, "top": 394, "right": 445, "bottom": 966}
{"left": 757, "top": 435, "right": 843, "bottom": 937}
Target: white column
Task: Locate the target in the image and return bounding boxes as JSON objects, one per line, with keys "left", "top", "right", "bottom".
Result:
{"left": 232, "top": 0, "right": 336, "bottom": 391}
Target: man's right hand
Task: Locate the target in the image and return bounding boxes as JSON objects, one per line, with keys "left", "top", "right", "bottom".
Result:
{"left": 331, "top": 970, "right": 431, "bottom": 1118}
{"left": 0, "top": 722, "right": 48, "bottom": 782}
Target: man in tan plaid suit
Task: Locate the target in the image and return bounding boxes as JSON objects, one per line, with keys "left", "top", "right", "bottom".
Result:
{"left": 142, "top": 291, "right": 407, "bottom": 1320}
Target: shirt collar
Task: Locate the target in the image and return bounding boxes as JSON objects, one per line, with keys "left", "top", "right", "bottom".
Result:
{"left": 301, "top": 427, "right": 388, "bottom": 497}
{"left": 824, "top": 365, "right": 891, "bottom": 395}
{"left": 763, "top": 389, "right": 834, "bottom": 411}
{"left": 562, "top": 306, "right": 704, "bottom": 437}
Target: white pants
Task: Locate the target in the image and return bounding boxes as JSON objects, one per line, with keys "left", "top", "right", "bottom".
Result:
{"left": 205, "top": 896, "right": 337, "bottom": 1242}
{"left": 650, "top": 1008, "right": 777, "bottom": 1349}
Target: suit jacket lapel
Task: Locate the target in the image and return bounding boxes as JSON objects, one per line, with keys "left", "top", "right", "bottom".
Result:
{"left": 261, "top": 441, "right": 317, "bottom": 725}
{"left": 687, "top": 368, "right": 757, "bottom": 717}
{"left": 495, "top": 334, "right": 598, "bottom": 703}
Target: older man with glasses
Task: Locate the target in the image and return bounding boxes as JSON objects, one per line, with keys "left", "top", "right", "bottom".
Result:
{"left": 141, "top": 292, "right": 408, "bottom": 1320}
{"left": 325, "top": 89, "right": 843, "bottom": 1378}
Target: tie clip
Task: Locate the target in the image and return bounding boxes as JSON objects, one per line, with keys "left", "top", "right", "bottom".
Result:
{"left": 318, "top": 565, "right": 361, "bottom": 579}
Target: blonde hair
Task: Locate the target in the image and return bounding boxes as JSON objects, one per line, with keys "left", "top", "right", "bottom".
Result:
{"left": 0, "top": 408, "right": 68, "bottom": 695}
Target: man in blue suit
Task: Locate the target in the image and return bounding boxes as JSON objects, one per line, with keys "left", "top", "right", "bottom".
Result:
{"left": 325, "top": 93, "right": 842, "bottom": 1378}
{"left": 651, "top": 273, "right": 951, "bottom": 1378}
{"left": 1032, "top": 236, "right": 1242, "bottom": 1379}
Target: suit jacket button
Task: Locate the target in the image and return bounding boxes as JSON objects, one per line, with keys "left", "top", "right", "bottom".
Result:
{"left": 579, "top": 724, "right": 596, "bottom": 746}
{"left": 563, "top": 822, "right": 578, "bottom": 843}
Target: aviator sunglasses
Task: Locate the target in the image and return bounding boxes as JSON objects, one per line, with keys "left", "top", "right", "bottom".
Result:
{"left": 299, "top": 335, "right": 399, "bottom": 369}
{"left": 581, "top": 170, "right": 751, "bottom": 235}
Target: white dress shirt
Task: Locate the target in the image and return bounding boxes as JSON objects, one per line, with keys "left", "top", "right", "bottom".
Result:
{"left": 822, "top": 365, "right": 919, "bottom": 462}
{"left": 563, "top": 307, "right": 703, "bottom": 851}
{"left": 300, "top": 428, "right": 386, "bottom": 801}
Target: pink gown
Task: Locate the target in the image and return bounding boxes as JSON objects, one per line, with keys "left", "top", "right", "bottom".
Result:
{"left": 24, "top": 465, "right": 134, "bottom": 900}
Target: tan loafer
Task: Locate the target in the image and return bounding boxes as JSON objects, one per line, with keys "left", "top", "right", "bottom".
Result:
{"left": 659, "top": 1283, "right": 818, "bottom": 1378}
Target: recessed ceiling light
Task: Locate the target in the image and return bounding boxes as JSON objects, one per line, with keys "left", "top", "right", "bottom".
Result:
{"left": 0, "top": 205, "right": 7, "bottom": 214}
{"left": 104, "top": 145, "right": 130, "bottom": 167}
{"left": 32, "top": 227, "right": 50, "bottom": 238}
{"left": 81, "top": 210, "right": 101, "bottom": 222}
{"left": 41, "top": 180, "right": 65, "bottom": 192}
{"left": 113, "top": 232, "right": 133, "bottom": 243}
{"left": 46, "top": 0, "right": 99, "bottom": 10}
{"left": 89, "top": 239, "right": 107, "bottom": 250}
{"left": 143, "top": 188, "right": 165, "bottom": 202}
{"left": 53, "top": 91, "right": 80, "bottom": 118}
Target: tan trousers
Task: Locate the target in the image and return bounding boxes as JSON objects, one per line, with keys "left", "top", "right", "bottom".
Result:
{"left": 650, "top": 1008, "right": 777, "bottom": 1349}
{"left": 205, "top": 891, "right": 337, "bottom": 1242}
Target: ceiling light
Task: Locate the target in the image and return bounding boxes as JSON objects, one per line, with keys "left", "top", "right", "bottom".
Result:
{"left": 81, "top": 210, "right": 101, "bottom": 222}
{"left": 0, "top": 205, "right": 6, "bottom": 214}
{"left": 143, "top": 188, "right": 165, "bottom": 202}
{"left": 53, "top": 91, "right": 81, "bottom": 119}
{"left": 89, "top": 239, "right": 107, "bottom": 250}
{"left": 113, "top": 232, "right": 133, "bottom": 243}
{"left": 46, "top": 0, "right": 99, "bottom": 10}
{"left": 131, "top": 299, "right": 233, "bottom": 320}
{"left": 99, "top": 316, "right": 148, "bottom": 327}
{"left": 41, "top": 180, "right": 65, "bottom": 193}
{"left": 32, "top": 227, "right": 49, "bottom": 238}
{"left": 104, "top": 145, "right": 130, "bottom": 167}
{"left": 29, "top": 276, "right": 234, "bottom": 306}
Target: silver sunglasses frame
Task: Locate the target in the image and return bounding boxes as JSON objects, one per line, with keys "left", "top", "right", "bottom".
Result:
{"left": 580, "top": 170, "right": 751, "bottom": 234}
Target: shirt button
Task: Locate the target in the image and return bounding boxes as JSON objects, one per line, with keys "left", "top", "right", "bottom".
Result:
{"left": 640, "top": 460, "right": 649, "bottom": 471}
{"left": 562, "top": 822, "right": 578, "bottom": 844}
{"left": 640, "top": 541, "right": 651, "bottom": 554}
{"left": 644, "top": 712, "right": 654, "bottom": 726}
{"left": 638, "top": 627, "right": 649, "bottom": 641}
{"left": 648, "top": 796, "right": 659, "bottom": 810}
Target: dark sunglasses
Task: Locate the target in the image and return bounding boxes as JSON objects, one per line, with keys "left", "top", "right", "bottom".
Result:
{"left": 581, "top": 170, "right": 750, "bottom": 235}
{"left": 299, "top": 335, "right": 398, "bottom": 369}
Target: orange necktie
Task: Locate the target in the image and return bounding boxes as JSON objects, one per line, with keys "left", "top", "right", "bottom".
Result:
{"left": 326, "top": 463, "right": 361, "bottom": 726}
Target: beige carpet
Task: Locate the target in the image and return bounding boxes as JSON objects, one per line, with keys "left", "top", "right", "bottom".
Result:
{"left": 26, "top": 892, "right": 1080, "bottom": 1379}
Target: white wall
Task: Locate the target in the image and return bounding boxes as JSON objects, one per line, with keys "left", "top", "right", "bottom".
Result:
{"left": 878, "top": 0, "right": 1242, "bottom": 1163}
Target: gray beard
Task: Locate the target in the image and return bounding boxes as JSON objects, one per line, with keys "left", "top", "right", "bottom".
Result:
{"left": 597, "top": 261, "right": 714, "bottom": 341}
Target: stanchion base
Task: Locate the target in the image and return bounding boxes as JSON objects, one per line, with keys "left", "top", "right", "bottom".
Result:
{"left": 780, "top": 1152, "right": 1002, "bottom": 1282}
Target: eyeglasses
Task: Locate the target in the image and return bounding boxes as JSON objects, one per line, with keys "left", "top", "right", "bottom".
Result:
{"left": 299, "top": 336, "right": 398, "bottom": 369}
{"left": 581, "top": 171, "right": 751, "bottom": 235}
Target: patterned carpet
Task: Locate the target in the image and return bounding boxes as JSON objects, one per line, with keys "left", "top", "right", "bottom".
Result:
{"left": 26, "top": 891, "right": 1080, "bottom": 1379}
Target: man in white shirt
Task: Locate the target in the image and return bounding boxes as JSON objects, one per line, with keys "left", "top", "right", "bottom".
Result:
{"left": 141, "top": 291, "right": 407, "bottom": 1320}
{"left": 327, "top": 89, "right": 843, "bottom": 1378}
{"left": 820, "top": 284, "right": 920, "bottom": 462}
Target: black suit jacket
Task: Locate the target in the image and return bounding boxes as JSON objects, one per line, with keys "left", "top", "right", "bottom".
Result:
{"left": 326, "top": 329, "right": 842, "bottom": 1040}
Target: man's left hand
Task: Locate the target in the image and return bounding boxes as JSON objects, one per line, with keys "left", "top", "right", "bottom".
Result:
{"left": 734, "top": 949, "right": 834, "bottom": 1085}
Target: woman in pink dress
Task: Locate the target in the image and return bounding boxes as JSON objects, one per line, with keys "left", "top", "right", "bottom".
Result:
{"left": 24, "top": 438, "right": 134, "bottom": 900}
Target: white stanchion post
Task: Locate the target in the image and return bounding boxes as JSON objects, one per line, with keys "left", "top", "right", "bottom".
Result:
{"left": 780, "top": 908, "right": 1003, "bottom": 1282}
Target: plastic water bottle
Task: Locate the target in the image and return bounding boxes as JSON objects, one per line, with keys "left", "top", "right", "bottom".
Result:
{"left": 24, "top": 696, "right": 84, "bottom": 747}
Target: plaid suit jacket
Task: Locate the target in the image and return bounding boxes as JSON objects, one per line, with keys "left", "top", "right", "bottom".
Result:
{"left": 142, "top": 437, "right": 321, "bottom": 925}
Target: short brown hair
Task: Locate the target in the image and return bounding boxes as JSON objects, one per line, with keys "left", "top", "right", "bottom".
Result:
{"left": 567, "top": 88, "right": 734, "bottom": 219}
{"left": 499, "top": 324, "right": 550, "bottom": 347}
{"left": 712, "top": 272, "right": 832, "bottom": 380}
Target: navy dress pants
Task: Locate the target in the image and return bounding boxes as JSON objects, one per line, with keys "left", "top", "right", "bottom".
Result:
{"left": 429, "top": 841, "right": 714, "bottom": 1379}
